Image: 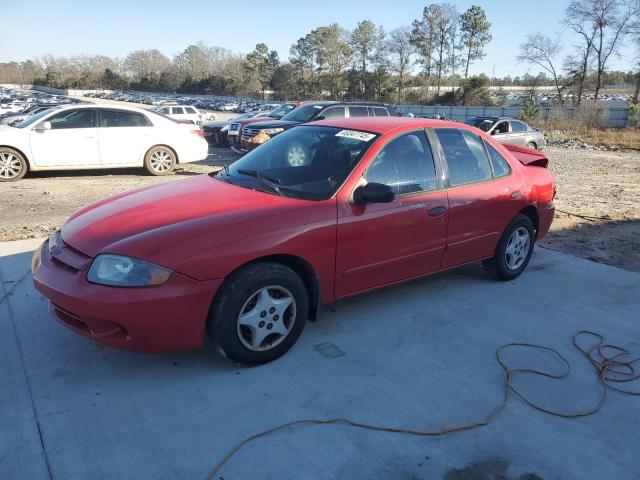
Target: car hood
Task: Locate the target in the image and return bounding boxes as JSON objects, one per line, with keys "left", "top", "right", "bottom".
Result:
{"left": 61, "top": 175, "right": 311, "bottom": 265}
{"left": 246, "top": 120, "right": 301, "bottom": 130}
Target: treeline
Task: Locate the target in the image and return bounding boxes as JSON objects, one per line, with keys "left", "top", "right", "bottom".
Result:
{"left": 0, "top": 1, "right": 638, "bottom": 104}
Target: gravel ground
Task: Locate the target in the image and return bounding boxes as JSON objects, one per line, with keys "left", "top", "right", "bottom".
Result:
{"left": 1, "top": 146, "right": 639, "bottom": 271}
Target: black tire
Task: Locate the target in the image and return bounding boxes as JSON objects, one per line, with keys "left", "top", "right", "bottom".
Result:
{"left": 0, "top": 147, "right": 28, "bottom": 182}
{"left": 143, "top": 146, "right": 176, "bottom": 176}
{"left": 208, "top": 262, "right": 309, "bottom": 364}
{"left": 483, "top": 214, "right": 535, "bottom": 281}
{"left": 526, "top": 142, "right": 537, "bottom": 150}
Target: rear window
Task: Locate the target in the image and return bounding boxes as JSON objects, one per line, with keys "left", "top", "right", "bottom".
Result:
{"left": 185, "top": 107, "right": 197, "bottom": 114}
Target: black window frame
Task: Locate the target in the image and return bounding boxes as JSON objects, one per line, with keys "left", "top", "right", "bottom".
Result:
{"left": 362, "top": 128, "right": 443, "bottom": 198}
{"left": 98, "top": 109, "right": 152, "bottom": 128}
{"left": 372, "top": 106, "right": 390, "bottom": 117}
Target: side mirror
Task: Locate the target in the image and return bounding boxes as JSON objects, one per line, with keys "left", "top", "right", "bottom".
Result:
{"left": 353, "top": 182, "right": 395, "bottom": 206}
{"left": 489, "top": 129, "right": 496, "bottom": 135}
{"left": 35, "top": 121, "right": 51, "bottom": 132}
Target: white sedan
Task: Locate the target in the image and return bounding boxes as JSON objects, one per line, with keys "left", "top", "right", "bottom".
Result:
{"left": 0, "top": 104, "right": 209, "bottom": 181}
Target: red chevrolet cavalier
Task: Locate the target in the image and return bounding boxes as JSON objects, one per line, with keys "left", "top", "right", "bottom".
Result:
{"left": 32, "top": 117, "right": 555, "bottom": 364}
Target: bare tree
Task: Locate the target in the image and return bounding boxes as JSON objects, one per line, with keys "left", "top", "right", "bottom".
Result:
{"left": 588, "top": 0, "right": 639, "bottom": 101}
{"left": 518, "top": 33, "right": 565, "bottom": 105}
{"left": 562, "top": 1, "right": 598, "bottom": 105}
{"left": 123, "top": 49, "right": 170, "bottom": 83}
{"left": 387, "top": 27, "right": 416, "bottom": 101}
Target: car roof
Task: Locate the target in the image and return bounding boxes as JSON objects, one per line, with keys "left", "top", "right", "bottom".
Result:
{"left": 53, "top": 103, "right": 151, "bottom": 114}
{"left": 310, "top": 117, "right": 466, "bottom": 135}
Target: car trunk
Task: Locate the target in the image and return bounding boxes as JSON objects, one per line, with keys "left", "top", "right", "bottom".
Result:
{"left": 503, "top": 144, "right": 549, "bottom": 168}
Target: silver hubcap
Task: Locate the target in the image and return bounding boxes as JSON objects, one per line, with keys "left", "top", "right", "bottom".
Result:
{"left": 505, "top": 227, "right": 531, "bottom": 270}
{"left": 287, "top": 145, "right": 307, "bottom": 166}
{"left": 149, "top": 150, "right": 173, "bottom": 172}
{"left": 527, "top": 143, "right": 536, "bottom": 149}
{"left": 237, "top": 286, "right": 296, "bottom": 351}
{"left": 0, "top": 152, "right": 22, "bottom": 179}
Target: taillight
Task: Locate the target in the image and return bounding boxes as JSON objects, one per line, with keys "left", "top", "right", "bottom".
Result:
{"left": 192, "top": 130, "right": 204, "bottom": 138}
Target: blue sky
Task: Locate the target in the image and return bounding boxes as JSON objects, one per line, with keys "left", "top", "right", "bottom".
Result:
{"left": 1, "top": 0, "right": 635, "bottom": 77}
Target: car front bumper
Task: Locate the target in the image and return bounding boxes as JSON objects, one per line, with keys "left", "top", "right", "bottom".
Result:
{"left": 32, "top": 239, "right": 222, "bottom": 353}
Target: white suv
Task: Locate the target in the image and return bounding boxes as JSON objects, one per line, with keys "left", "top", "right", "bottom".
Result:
{"left": 154, "top": 105, "right": 215, "bottom": 125}
{"left": 0, "top": 104, "right": 209, "bottom": 181}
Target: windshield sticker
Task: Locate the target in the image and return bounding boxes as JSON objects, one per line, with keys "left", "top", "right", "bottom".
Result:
{"left": 335, "top": 130, "right": 376, "bottom": 142}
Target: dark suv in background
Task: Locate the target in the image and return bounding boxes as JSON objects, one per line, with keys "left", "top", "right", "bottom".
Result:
{"left": 238, "top": 102, "right": 398, "bottom": 153}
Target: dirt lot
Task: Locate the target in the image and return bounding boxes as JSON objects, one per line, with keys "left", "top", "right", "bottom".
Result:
{"left": 1, "top": 146, "right": 639, "bottom": 271}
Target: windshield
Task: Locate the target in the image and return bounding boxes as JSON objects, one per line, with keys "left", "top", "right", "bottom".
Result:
{"left": 464, "top": 117, "right": 496, "bottom": 132}
{"left": 218, "top": 125, "right": 378, "bottom": 201}
{"left": 267, "top": 103, "right": 296, "bottom": 119}
{"left": 14, "top": 107, "right": 60, "bottom": 128}
{"left": 281, "top": 104, "right": 326, "bottom": 123}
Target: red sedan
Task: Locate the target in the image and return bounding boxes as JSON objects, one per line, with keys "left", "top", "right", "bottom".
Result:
{"left": 32, "top": 117, "right": 555, "bottom": 364}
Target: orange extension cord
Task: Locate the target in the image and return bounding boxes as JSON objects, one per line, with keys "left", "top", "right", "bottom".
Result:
{"left": 205, "top": 331, "right": 639, "bottom": 479}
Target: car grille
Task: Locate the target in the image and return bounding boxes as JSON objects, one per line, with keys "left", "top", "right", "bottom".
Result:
{"left": 47, "top": 231, "right": 92, "bottom": 272}
{"left": 243, "top": 127, "right": 260, "bottom": 138}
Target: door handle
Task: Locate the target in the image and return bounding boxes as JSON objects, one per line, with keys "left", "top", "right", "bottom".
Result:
{"left": 510, "top": 191, "right": 522, "bottom": 199}
{"left": 428, "top": 206, "right": 447, "bottom": 217}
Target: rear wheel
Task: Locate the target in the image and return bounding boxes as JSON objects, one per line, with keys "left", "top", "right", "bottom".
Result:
{"left": 483, "top": 214, "right": 535, "bottom": 281}
{"left": 208, "top": 263, "right": 309, "bottom": 364}
{"left": 0, "top": 148, "right": 27, "bottom": 182}
{"left": 144, "top": 146, "right": 176, "bottom": 176}
{"left": 526, "top": 142, "right": 537, "bottom": 150}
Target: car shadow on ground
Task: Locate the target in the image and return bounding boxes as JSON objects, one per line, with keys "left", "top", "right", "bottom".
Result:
{"left": 1, "top": 247, "right": 485, "bottom": 380}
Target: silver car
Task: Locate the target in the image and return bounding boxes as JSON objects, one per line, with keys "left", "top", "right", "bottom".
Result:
{"left": 464, "top": 116, "right": 545, "bottom": 150}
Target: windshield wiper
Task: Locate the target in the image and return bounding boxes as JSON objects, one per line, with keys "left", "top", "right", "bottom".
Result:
{"left": 237, "top": 169, "right": 284, "bottom": 196}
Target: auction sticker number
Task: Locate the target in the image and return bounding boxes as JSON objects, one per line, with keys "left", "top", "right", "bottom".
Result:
{"left": 335, "top": 130, "right": 376, "bottom": 142}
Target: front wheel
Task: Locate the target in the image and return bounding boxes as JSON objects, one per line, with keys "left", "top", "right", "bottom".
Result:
{"left": 208, "top": 263, "right": 309, "bottom": 364}
{"left": 526, "top": 142, "right": 537, "bottom": 150}
{"left": 144, "top": 146, "right": 176, "bottom": 176}
{"left": 0, "top": 148, "right": 28, "bottom": 182}
{"left": 483, "top": 214, "right": 535, "bottom": 281}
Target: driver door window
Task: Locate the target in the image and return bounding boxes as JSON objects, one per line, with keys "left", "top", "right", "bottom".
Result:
{"left": 48, "top": 109, "right": 96, "bottom": 129}
{"left": 492, "top": 121, "right": 509, "bottom": 135}
{"left": 319, "top": 106, "right": 345, "bottom": 120}
{"left": 365, "top": 131, "right": 437, "bottom": 195}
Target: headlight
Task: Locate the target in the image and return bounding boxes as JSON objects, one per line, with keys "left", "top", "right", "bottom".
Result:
{"left": 87, "top": 254, "right": 172, "bottom": 287}
{"left": 261, "top": 128, "right": 284, "bottom": 135}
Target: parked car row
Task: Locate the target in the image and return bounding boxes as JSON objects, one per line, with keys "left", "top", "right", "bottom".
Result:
{"left": 82, "top": 91, "right": 276, "bottom": 113}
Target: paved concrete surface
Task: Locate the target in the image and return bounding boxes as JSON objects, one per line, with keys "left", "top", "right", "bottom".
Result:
{"left": 1, "top": 239, "right": 638, "bottom": 480}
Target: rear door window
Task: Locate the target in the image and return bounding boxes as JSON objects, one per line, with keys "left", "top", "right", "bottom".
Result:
{"left": 101, "top": 110, "right": 151, "bottom": 127}
{"left": 435, "top": 128, "right": 493, "bottom": 186}
{"left": 171, "top": 107, "right": 184, "bottom": 115}
{"left": 510, "top": 121, "right": 527, "bottom": 132}
{"left": 348, "top": 106, "right": 369, "bottom": 117}
{"left": 185, "top": 107, "right": 197, "bottom": 114}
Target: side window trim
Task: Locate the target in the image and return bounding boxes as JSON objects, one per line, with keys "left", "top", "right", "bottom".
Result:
{"left": 483, "top": 139, "right": 512, "bottom": 179}
{"left": 361, "top": 128, "right": 442, "bottom": 198}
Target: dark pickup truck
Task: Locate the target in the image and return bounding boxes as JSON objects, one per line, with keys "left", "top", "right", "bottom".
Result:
{"left": 238, "top": 102, "right": 398, "bottom": 153}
